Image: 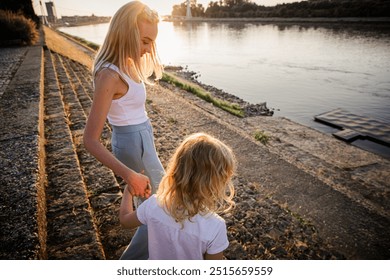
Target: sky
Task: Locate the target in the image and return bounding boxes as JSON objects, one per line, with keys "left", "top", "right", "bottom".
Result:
{"left": 33, "top": 0, "right": 300, "bottom": 17}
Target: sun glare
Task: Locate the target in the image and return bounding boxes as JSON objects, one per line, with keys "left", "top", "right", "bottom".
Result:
{"left": 156, "top": 22, "right": 183, "bottom": 65}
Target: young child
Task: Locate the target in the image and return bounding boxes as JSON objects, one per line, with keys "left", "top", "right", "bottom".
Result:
{"left": 119, "top": 133, "right": 236, "bottom": 259}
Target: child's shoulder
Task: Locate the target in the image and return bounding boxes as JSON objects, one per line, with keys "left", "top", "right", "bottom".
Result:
{"left": 193, "top": 212, "right": 227, "bottom": 239}
{"left": 142, "top": 194, "right": 158, "bottom": 206}
{"left": 140, "top": 194, "right": 163, "bottom": 213}
{"left": 201, "top": 211, "right": 226, "bottom": 224}
{"left": 137, "top": 195, "right": 162, "bottom": 219}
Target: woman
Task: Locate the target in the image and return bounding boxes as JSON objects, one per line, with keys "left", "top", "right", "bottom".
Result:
{"left": 83, "top": 1, "right": 164, "bottom": 259}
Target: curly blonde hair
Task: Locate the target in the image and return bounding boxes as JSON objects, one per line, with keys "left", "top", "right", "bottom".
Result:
{"left": 157, "top": 133, "right": 236, "bottom": 225}
{"left": 93, "top": 1, "right": 163, "bottom": 83}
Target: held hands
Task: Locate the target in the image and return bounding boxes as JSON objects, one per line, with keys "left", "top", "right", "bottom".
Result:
{"left": 126, "top": 170, "right": 152, "bottom": 198}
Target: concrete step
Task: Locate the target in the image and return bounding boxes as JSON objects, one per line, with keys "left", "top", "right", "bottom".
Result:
{"left": 43, "top": 49, "right": 105, "bottom": 259}
{"left": 49, "top": 52, "right": 132, "bottom": 259}
{"left": 58, "top": 55, "right": 112, "bottom": 144}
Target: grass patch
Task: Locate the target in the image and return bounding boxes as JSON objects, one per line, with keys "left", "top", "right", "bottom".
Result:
{"left": 254, "top": 130, "right": 269, "bottom": 145}
{"left": 162, "top": 72, "right": 244, "bottom": 118}
{"left": 58, "top": 31, "right": 100, "bottom": 51}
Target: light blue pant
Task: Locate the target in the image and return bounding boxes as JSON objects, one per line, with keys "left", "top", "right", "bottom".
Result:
{"left": 111, "top": 120, "right": 164, "bottom": 260}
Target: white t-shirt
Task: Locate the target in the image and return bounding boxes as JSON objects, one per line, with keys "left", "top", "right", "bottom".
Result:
{"left": 137, "top": 195, "right": 229, "bottom": 260}
{"left": 99, "top": 63, "right": 148, "bottom": 126}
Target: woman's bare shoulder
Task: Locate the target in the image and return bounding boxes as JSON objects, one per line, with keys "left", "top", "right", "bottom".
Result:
{"left": 95, "top": 67, "right": 122, "bottom": 84}
{"left": 94, "top": 67, "right": 128, "bottom": 96}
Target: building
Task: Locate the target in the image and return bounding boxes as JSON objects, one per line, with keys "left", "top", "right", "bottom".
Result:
{"left": 45, "top": 1, "right": 57, "bottom": 24}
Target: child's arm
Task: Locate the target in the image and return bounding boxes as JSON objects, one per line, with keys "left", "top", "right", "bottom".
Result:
{"left": 204, "top": 252, "right": 224, "bottom": 260}
{"left": 119, "top": 185, "right": 143, "bottom": 229}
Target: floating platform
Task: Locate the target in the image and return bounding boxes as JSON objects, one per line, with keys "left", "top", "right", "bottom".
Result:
{"left": 314, "top": 108, "right": 390, "bottom": 146}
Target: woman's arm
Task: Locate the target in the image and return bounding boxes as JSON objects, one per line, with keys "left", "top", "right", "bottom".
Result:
{"left": 83, "top": 69, "right": 150, "bottom": 197}
{"left": 119, "top": 185, "right": 143, "bottom": 229}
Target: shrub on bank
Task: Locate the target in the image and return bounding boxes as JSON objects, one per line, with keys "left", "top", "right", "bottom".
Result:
{"left": 0, "top": 10, "right": 38, "bottom": 46}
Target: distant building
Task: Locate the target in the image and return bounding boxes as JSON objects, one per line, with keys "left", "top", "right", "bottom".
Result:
{"left": 60, "top": 15, "right": 111, "bottom": 26}
{"left": 45, "top": 1, "right": 57, "bottom": 24}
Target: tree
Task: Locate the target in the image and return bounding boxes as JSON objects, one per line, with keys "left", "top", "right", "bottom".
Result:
{"left": 179, "top": 0, "right": 390, "bottom": 18}
{"left": 0, "top": 0, "right": 39, "bottom": 26}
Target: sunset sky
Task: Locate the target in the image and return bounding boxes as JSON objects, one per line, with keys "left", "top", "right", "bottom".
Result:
{"left": 33, "top": 0, "right": 300, "bottom": 17}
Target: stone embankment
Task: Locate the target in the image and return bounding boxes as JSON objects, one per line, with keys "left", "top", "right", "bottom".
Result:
{"left": 0, "top": 27, "right": 389, "bottom": 259}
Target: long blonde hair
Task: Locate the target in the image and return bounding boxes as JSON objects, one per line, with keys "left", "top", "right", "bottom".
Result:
{"left": 93, "top": 1, "right": 163, "bottom": 83}
{"left": 157, "top": 133, "right": 236, "bottom": 225}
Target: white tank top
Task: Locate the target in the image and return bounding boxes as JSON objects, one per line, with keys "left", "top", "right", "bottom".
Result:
{"left": 100, "top": 63, "right": 148, "bottom": 126}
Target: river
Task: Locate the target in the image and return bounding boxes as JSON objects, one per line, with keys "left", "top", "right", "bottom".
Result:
{"left": 58, "top": 20, "right": 390, "bottom": 158}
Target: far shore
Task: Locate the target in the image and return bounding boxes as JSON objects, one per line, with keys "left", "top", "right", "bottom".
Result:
{"left": 50, "top": 19, "right": 110, "bottom": 29}
{"left": 163, "top": 16, "right": 390, "bottom": 24}
{"left": 51, "top": 16, "right": 390, "bottom": 29}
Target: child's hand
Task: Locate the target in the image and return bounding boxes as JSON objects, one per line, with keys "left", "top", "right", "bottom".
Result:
{"left": 145, "top": 183, "right": 152, "bottom": 198}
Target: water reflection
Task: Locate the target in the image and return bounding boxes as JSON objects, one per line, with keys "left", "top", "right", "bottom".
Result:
{"left": 172, "top": 21, "right": 202, "bottom": 31}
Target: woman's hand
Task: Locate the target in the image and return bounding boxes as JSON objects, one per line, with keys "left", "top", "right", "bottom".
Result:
{"left": 126, "top": 170, "right": 151, "bottom": 198}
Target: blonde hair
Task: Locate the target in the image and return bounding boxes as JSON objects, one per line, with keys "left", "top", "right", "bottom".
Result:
{"left": 93, "top": 1, "right": 163, "bottom": 83}
{"left": 157, "top": 133, "right": 236, "bottom": 225}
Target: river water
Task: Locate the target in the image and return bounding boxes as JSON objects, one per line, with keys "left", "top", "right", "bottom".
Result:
{"left": 59, "top": 21, "right": 390, "bottom": 158}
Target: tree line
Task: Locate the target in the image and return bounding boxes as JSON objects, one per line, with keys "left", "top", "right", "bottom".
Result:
{"left": 171, "top": 0, "right": 390, "bottom": 18}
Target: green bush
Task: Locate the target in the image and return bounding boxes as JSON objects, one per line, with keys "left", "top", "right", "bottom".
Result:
{"left": 254, "top": 130, "right": 269, "bottom": 145}
{"left": 0, "top": 10, "right": 38, "bottom": 46}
